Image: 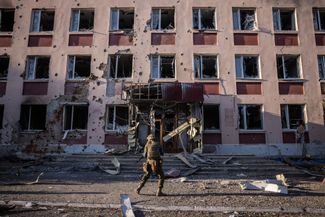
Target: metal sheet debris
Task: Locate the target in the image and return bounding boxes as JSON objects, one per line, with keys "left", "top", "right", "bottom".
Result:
{"left": 120, "top": 194, "right": 135, "bottom": 217}
{"left": 165, "top": 168, "right": 181, "bottom": 178}
{"left": 240, "top": 179, "right": 288, "bottom": 194}
{"left": 175, "top": 153, "right": 197, "bottom": 168}
{"left": 222, "top": 156, "right": 234, "bottom": 165}
{"left": 99, "top": 157, "right": 120, "bottom": 175}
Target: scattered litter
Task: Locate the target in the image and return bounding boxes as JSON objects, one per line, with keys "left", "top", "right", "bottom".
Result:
{"left": 62, "top": 130, "right": 69, "bottom": 140}
{"left": 25, "top": 202, "right": 37, "bottom": 208}
{"left": 58, "top": 208, "right": 65, "bottom": 212}
{"left": 99, "top": 157, "right": 120, "bottom": 175}
{"left": 1, "top": 172, "right": 44, "bottom": 185}
{"left": 229, "top": 211, "right": 240, "bottom": 217}
{"left": 26, "top": 172, "right": 44, "bottom": 185}
{"left": 236, "top": 173, "right": 247, "bottom": 177}
{"left": 39, "top": 207, "right": 48, "bottom": 210}
{"left": 180, "top": 177, "right": 188, "bottom": 182}
{"left": 240, "top": 179, "right": 288, "bottom": 194}
{"left": 120, "top": 194, "right": 135, "bottom": 217}
{"left": 276, "top": 173, "right": 290, "bottom": 187}
{"left": 265, "top": 183, "right": 288, "bottom": 194}
{"left": 222, "top": 156, "right": 234, "bottom": 165}
{"left": 175, "top": 153, "right": 197, "bottom": 168}
{"left": 165, "top": 168, "right": 181, "bottom": 178}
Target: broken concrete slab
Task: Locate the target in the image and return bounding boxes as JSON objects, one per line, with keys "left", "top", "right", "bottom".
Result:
{"left": 240, "top": 179, "right": 288, "bottom": 194}
{"left": 265, "top": 183, "right": 288, "bottom": 194}
{"left": 120, "top": 194, "right": 135, "bottom": 217}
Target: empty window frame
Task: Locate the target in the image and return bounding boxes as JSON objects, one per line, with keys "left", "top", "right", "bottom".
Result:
{"left": 313, "top": 8, "right": 325, "bottom": 31}
{"left": 106, "top": 105, "right": 128, "bottom": 131}
{"left": 194, "top": 55, "right": 218, "bottom": 79}
{"left": 30, "top": 9, "right": 55, "bottom": 32}
{"left": 67, "top": 56, "right": 91, "bottom": 79}
{"left": 108, "top": 54, "right": 132, "bottom": 79}
{"left": 323, "top": 101, "right": 325, "bottom": 126}
{"left": 193, "top": 8, "right": 215, "bottom": 30}
{"left": 273, "top": 8, "right": 296, "bottom": 31}
{"left": 26, "top": 56, "right": 50, "bottom": 80}
{"left": 203, "top": 105, "right": 220, "bottom": 130}
{"left": 235, "top": 55, "right": 259, "bottom": 79}
{"left": 277, "top": 55, "right": 301, "bottom": 79}
{"left": 0, "top": 105, "right": 3, "bottom": 129}
{"left": 151, "top": 55, "right": 175, "bottom": 79}
{"left": 70, "top": 9, "right": 94, "bottom": 32}
{"left": 318, "top": 55, "right": 325, "bottom": 80}
{"left": 233, "top": 8, "right": 257, "bottom": 30}
{"left": 238, "top": 105, "right": 263, "bottom": 130}
{"left": 281, "top": 104, "right": 305, "bottom": 129}
{"left": 64, "top": 104, "right": 88, "bottom": 130}
{"left": 20, "top": 105, "right": 47, "bottom": 131}
{"left": 0, "top": 55, "right": 9, "bottom": 80}
{"left": 0, "top": 9, "right": 15, "bottom": 32}
{"left": 151, "top": 8, "right": 175, "bottom": 30}
{"left": 110, "top": 8, "right": 134, "bottom": 31}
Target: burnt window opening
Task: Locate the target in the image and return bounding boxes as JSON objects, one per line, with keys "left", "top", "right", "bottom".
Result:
{"left": 0, "top": 105, "right": 3, "bottom": 129}
{"left": 0, "top": 55, "right": 9, "bottom": 80}
{"left": 281, "top": 104, "right": 305, "bottom": 129}
{"left": 70, "top": 9, "right": 94, "bottom": 32}
{"left": 106, "top": 105, "right": 128, "bottom": 131}
{"left": 20, "top": 105, "right": 47, "bottom": 131}
{"left": 203, "top": 105, "right": 220, "bottom": 130}
{"left": 238, "top": 105, "right": 263, "bottom": 130}
{"left": 194, "top": 55, "right": 218, "bottom": 79}
{"left": 109, "top": 54, "right": 132, "bottom": 79}
{"left": 151, "top": 9, "right": 175, "bottom": 30}
{"left": 277, "top": 55, "right": 300, "bottom": 79}
{"left": 323, "top": 101, "right": 325, "bottom": 126}
{"left": 30, "top": 9, "right": 55, "bottom": 32}
{"left": 26, "top": 56, "right": 50, "bottom": 80}
{"left": 273, "top": 9, "right": 296, "bottom": 31}
{"left": 64, "top": 104, "right": 88, "bottom": 130}
{"left": 193, "top": 8, "right": 215, "bottom": 30}
{"left": 110, "top": 8, "right": 134, "bottom": 31}
{"left": 0, "top": 9, "right": 15, "bottom": 32}
{"left": 233, "top": 8, "right": 257, "bottom": 30}
{"left": 318, "top": 55, "right": 325, "bottom": 80}
{"left": 313, "top": 8, "right": 325, "bottom": 31}
{"left": 236, "top": 55, "right": 259, "bottom": 79}
{"left": 67, "top": 56, "right": 91, "bottom": 79}
{"left": 151, "top": 55, "right": 175, "bottom": 79}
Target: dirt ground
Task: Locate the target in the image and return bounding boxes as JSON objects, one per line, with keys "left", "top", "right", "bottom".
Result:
{"left": 0, "top": 155, "right": 324, "bottom": 217}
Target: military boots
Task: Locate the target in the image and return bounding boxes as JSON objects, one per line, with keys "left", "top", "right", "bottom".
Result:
{"left": 156, "top": 188, "right": 166, "bottom": 197}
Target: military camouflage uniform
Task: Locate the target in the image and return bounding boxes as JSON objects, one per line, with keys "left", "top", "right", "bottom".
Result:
{"left": 136, "top": 135, "right": 165, "bottom": 196}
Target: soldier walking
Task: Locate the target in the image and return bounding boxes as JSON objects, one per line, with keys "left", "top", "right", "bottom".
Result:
{"left": 136, "top": 134, "right": 166, "bottom": 196}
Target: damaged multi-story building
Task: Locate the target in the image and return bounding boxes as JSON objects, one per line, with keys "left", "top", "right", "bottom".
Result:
{"left": 0, "top": 0, "right": 325, "bottom": 157}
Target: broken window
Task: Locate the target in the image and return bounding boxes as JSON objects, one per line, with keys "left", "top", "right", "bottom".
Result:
{"left": 194, "top": 55, "right": 218, "bottom": 79}
{"left": 20, "top": 105, "right": 47, "bottom": 131}
{"left": 273, "top": 8, "right": 296, "bottom": 31}
{"left": 193, "top": 8, "right": 215, "bottom": 30}
{"left": 70, "top": 9, "right": 94, "bottom": 32}
{"left": 110, "top": 8, "right": 134, "bottom": 31}
{"left": 109, "top": 54, "right": 132, "bottom": 79}
{"left": 313, "top": 8, "right": 325, "bottom": 31}
{"left": 67, "top": 56, "right": 91, "bottom": 79}
{"left": 281, "top": 104, "right": 305, "bottom": 129}
{"left": 30, "top": 9, "right": 55, "bottom": 32}
{"left": 64, "top": 104, "right": 88, "bottom": 130}
{"left": 151, "top": 55, "right": 175, "bottom": 79}
{"left": 323, "top": 101, "right": 325, "bottom": 126}
{"left": 151, "top": 8, "right": 175, "bottom": 30}
{"left": 26, "top": 56, "right": 50, "bottom": 80}
{"left": 0, "top": 105, "right": 3, "bottom": 129}
{"left": 318, "top": 55, "right": 325, "bottom": 80}
{"left": 0, "top": 9, "right": 15, "bottom": 32}
{"left": 277, "top": 55, "right": 300, "bottom": 79}
{"left": 0, "top": 55, "right": 9, "bottom": 80}
{"left": 203, "top": 105, "right": 220, "bottom": 130}
{"left": 106, "top": 105, "right": 128, "bottom": 131}
{"left": 238, "top": 105, "right": 262, "bottom": 130}
{"left": 235, "top": 55, "right": 259, "bottom": 79}
{"left": 233, "top": 8, "right": 257, "bottom": 30}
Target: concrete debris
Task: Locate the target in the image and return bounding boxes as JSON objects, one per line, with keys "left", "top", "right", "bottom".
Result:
{"left": 264, "top": 183, "right": 288, "bottom": 194}
{"left": 276, "top": 173, "right": 290, "bottom": 187}
{"left": 99, "top": 157, "right": 120, "bottom": 175}
{"left": 240, "top": 179, "right": 288, "bottom": 194}
{"left": 171, "top": 177, "right": 188, "bottom": 183}
{"left": 120, "top": 194, "right": 135, "bottom": 217}
{"left": 222, "top": 156, "right": 234, "bottom": 165}
{"left": 25, "top": 202, "right": 37, "bottom": 208}
{"left": 105, "top": 148, "right": 128, "bottom": 155}
{"left": 165, "top": 168, "right": 181, "bottom": 178}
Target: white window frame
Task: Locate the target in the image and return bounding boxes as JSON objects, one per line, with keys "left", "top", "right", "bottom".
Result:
{"left": 31, "top": 10, "right": 41, "bottom": 32}
{"left": 110, "top": 8, "right": 134, "bottom": 31}
{"left": 26, "top": 56, "right": 49, "bottom": 80}
{"left": 150, "top": 55, "right": 176, "bottom": 79}
{"left": 318, "top": 55, "right": 325, "bottom": 80}
{"left": 108, "top": 54, "right": 133, "bottom": 79}
{"left": 233, "top": 8, "right": 257, "bottom": 31}
{"left": 106, "top": 105, "right": 129, "bottom": 131}
{"left": 67, "top": 55, "right": 90, "bottom": 80}
{"left": 281, "top": 104, "right": 306, "bottom": 130}
{"left": 70, "top": 9, "right": 80, "bottom": 32}
{"left": 21, "top": 105, "right": 46, "bottom": 131}
{"left": 194, "top": 55, "right": 218, "bottom": 80}
{"left": 314, "top": 8, "right": 325, "bottom": 31}
{"left": 235, "top": 55, "right": 260, "bottom": 79}
{"left": 238, "top": 104, "right": 263, "bottom": 131}
{"left": 277, "top": 55, "right": 301, "bottom": 80}
{"left": 193, "top": 8, "right": 216, "bottom": 30}
{"left": 151, "top": 8, "right": 175, "bottom": 31}
{"left": 273, "top": 8, "right": 297, "bottom": 31}
{"left": 63, "top": 104, "right": 88, "bottom": 131}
